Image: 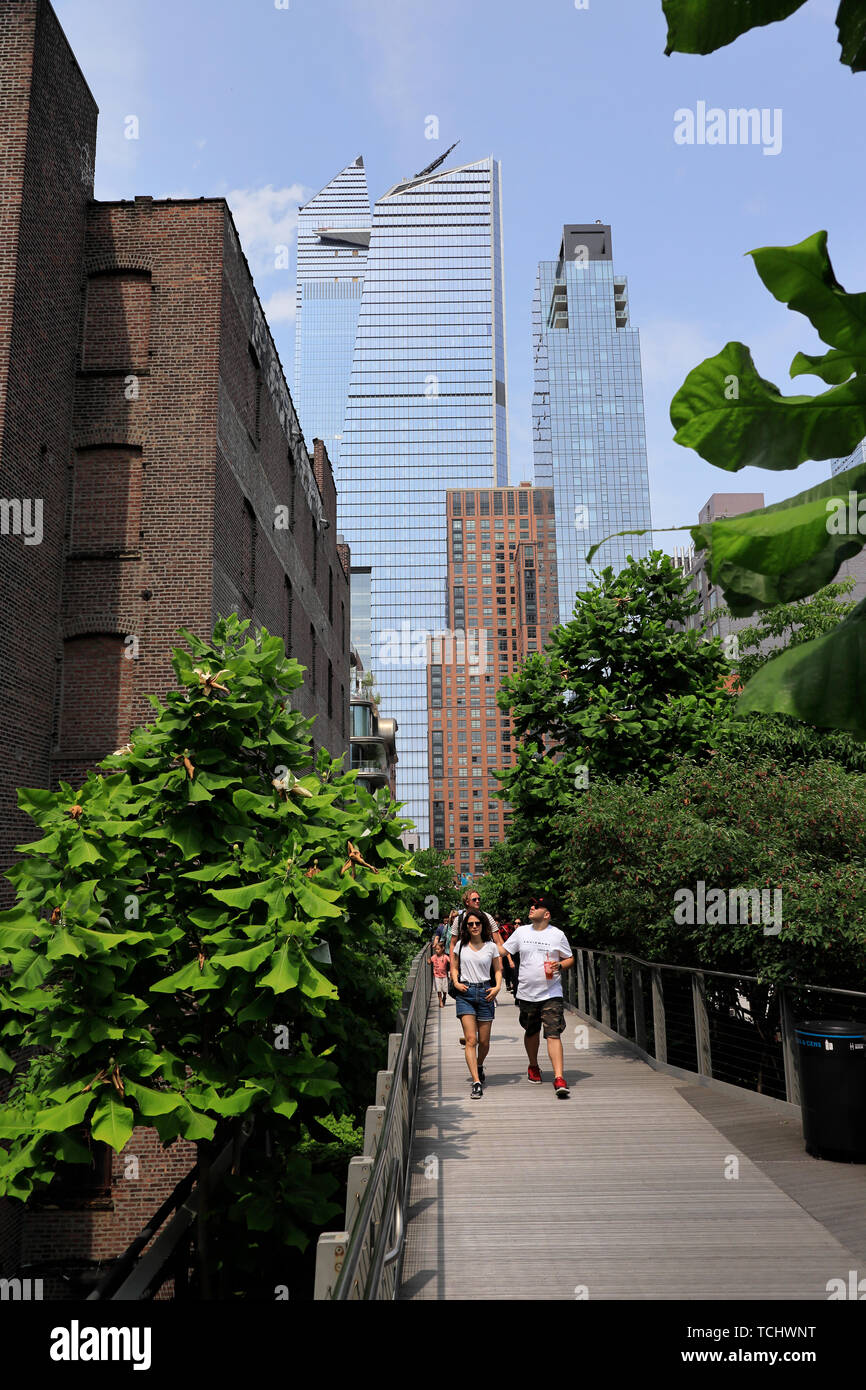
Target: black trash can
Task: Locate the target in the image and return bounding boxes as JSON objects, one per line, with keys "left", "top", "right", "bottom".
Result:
{"left": 795, "top": 1019, "right": 866, "bottom": 1162}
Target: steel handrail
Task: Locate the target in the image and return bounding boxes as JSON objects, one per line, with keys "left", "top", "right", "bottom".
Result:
{"left": 577, "top": 946, "right": 866, "bottom": 998}
{"left": 331, "top": 949, "right": 429, "bottom": 1300}
{"left": 364, "top": 1156, "right": 402, "bottom": 1298}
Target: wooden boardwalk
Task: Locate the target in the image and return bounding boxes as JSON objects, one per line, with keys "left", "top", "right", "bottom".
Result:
{"left": 399, "top": 990, "right": 866, "bottom": 1300}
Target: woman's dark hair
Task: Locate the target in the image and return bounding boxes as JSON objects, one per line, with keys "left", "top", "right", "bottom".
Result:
{"left": 458, "top": 910, "right": 492, "bottom": 947}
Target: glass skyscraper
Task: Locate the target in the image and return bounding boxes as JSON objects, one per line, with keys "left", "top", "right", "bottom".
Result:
{"left": 294, "top": 156, "right": 371, "bottom": 465}
{"left": 533, "top": 223, "right": 652, "bottom": 623}
{"left": 337, "top": 155, "right": 509, "bottom": 841}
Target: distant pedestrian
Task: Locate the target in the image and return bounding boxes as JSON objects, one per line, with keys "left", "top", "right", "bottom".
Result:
{"left": 451, "top": 910, "right": 502, "bottom": 1099}
{"left": 505, "top": 894, "right": 574, "bottom": 1099}
{"left": 428, "top": 937, "right": 450, "bottom": 1008}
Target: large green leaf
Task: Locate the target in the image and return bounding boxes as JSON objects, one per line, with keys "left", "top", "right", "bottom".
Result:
{"left": 737, "top": 597, "right": 866, "bottom": 735}
{"left": 663, "top": 0, "right": 808, "bottom": 54}
{"left": 837, "top": 0, "right": 866, "bottom": 71}
{"left": 91, "top": 1094, "right": 135, "bottom": 1151}
{"left": 209, "top": 939, "right": 274, "bottom": 974}
{"left": 258, "top": 944, "right": 300, "bottom": 994}
{"left": 691, "top": 457, "right": 866, "bottom": 614}
{"left": 208, "top": 881, "right": 272, "bottom": 910}
{"left": 751, "top": 232, "right": 866, "bottom": 356}
{"left": 293, "top": 878, "right": 343, "bottom": 920}
{"left": 33, "top": 1091, "right": 94, "bottom": 1131}
{"left": 123, "top": 1078, "right": 186, "bottom": 1117}
{"left": 671, "top": 341, "right": 866, "bottom": 472}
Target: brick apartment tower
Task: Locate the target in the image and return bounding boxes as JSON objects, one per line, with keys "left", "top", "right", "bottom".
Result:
{"left": 0, "top": 0, "right": 350, "bottom": 1289}
{"left": 428, "top": 484, "right": 558, "bottom": 879}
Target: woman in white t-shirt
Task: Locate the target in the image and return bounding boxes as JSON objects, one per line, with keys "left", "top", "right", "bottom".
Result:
{"left": 451, "top": 910, "right": 502, "bottom": 1099}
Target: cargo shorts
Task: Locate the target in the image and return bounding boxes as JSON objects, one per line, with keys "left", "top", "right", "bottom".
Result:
{"left": 516, "top": 996, "right": 565, "bottom": 1039}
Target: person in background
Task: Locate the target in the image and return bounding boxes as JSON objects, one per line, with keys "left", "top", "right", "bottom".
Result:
{"left": 451, "top": 909, "right": 502, "bottom": 1099}
{"left": 428, "top": 937, "right": 450, "bottom": 1008}
{"left": 505, "top": 893, "right": 574, "bottom": 1099}
{"left": 497, "top": 918, "right": 516, "bottom": 994}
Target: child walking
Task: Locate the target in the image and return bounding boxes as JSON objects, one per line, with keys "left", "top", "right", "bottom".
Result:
{"left": 429, "top": 937, "right": 450, "bottom": 1007}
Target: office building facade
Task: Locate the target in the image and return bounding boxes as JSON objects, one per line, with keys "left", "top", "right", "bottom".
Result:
{"left": 428, "top": 483, "right": 558, "bottom": 878}
{"left": 293, "top": 157, "right": 371, "bottom": 468}
{"left": 338, "top": 155, "right": 510, "bottom": 842}
{"left": 533, "top": 223, "right": 652, "bottom": 624}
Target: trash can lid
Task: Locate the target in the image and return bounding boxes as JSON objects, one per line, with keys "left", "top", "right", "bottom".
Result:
{"left": 795, "top": 1019, "right": 866, "bottom": 1038}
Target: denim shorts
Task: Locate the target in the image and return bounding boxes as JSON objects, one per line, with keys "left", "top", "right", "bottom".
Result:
{"left": 455, "top": 981, "right": 496, "bottom": 1022}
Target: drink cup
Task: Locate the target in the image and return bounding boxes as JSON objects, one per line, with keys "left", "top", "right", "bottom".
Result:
{"left": 544, "top": 957, "right": 556, "bottom": 979}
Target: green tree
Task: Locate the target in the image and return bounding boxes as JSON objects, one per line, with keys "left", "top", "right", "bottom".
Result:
{"left": 0, "top": 616, "right": 419, "bottom": 1291}
{"left": 721, "top": 578, "right": 855, "bottom": 683}
{"left": 557, "top": 754, "right": 866, "bottom": 989}
{"left": 496, "top": 550, "right": 735, "bottom": 847}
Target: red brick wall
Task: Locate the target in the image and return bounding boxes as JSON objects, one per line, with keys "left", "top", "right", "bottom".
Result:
{"left": 20, "top": 1130, "right": 197, "bottom": 1298}
{"left": 71, "top": 446, "right": 143, "bottom": 552}
{"left": 82, "top": 271, "right": 152, "bottom": 372}
{"left": 0, "top": 0, "right": 97, "bottom": 911}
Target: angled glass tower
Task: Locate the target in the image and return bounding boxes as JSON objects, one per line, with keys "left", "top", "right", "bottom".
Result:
{"left": 533, "top": 223, "right": 652, "bottom": 624}
{"left": 338, "top": 155, "right": 510, "bottom": 841}
{"left": 294, "top": 156, "right": 371, "bottom": 465}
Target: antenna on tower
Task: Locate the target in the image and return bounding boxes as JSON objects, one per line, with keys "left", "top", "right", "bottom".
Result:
{"left": 413, "top": 140, "right": 460, "bottom": 180}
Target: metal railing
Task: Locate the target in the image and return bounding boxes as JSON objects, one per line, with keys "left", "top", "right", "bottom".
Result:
{"left": 314, "top": 947, "right": 431, "bottom": 1300}
{"left": 565, "top": 948, "right": 866, "bottom": 1109}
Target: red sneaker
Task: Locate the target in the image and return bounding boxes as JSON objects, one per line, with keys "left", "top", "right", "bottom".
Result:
{"left": 527, "top": 1065, "right": 542, "bottom": 1084}
{"left": 553, "top": 1076, "right": 570, "bottom": 1099}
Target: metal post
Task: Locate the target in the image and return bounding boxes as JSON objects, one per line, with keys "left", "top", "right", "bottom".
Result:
{"left": 632, "top": 963, "right": 647, "bottom": 1052}
{"left": 586, "top": 950, "right": 598, "bottom": 1019}
{"left": 600, "top": 955, "right": 611, "bottom": 1029}
{"left": 614, "top": 957, "right": 626, "bottom": 1038}
{"left": 314, "top": 1232, "right": 351, "bottom": 1301}
{"left": 577, "top": 950, "right": 587, "bottom": 1013}
{"left": 651, "top": 967, "right": 667, "bottom": 1064}
{"left": 778, "top": 985, "right": 801, "bottom": 1106}
{"left": 691, "top": 971, "right": 712, "bottom": 1077}
{"left": 345, "top": 1156, "right": 373, "bottom": 1232}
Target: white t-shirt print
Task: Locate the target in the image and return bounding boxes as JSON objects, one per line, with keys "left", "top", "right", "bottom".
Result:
{"left": 454, "top": 940, "right": 500, "bottom": 986}
{"left": 507, "top": 924, "right": 572, "bottom": 1003}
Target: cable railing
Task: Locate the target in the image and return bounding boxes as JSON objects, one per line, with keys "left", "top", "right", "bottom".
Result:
{"left": 313, "top": 947, "right": 431, "bottom": 1300}
{"left": 565, "top": 948, "right": 866, "bottom": 1108}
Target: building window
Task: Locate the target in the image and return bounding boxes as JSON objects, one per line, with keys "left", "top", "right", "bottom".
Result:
{"left": 285, "top": 576, "right": 293, "bottom": 653}
{"left": 287, "top": 452, "right": 296, "bottom": 530}
{"left": 309, "top": 624, "right": 317, "bottom": 692}
{"left": 328, "top": 567, "right": 334, "bottom": 623}
{"left": 248, "top": 344, "right": 262, "bottom": 443}
{"left": 242, "top": 500, "right": 256, "bottom": 607}
{"left": 431, "top": 730, "right": 444, "bottom": 780}
{"left": 430, "top": 664, "right": 442, "bottom": 709}
{"left": 328, "top": 659, "right": 333, "bottom": 719}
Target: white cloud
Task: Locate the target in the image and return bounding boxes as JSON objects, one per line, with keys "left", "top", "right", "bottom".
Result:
{"left": 223, "top": 184, "right": 307, "bottom": 278}
{"left": 263, "top": 287, "right": 297, "bottom": 326}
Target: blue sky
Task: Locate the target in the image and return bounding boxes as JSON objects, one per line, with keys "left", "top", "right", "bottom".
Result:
{"left": 56, "top": 0, "right": 864, "bottom": 541}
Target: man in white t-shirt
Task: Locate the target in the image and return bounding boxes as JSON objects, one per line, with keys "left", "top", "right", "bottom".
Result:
{"left": 505, "top": 893, "right": 574, "bottom": 1098}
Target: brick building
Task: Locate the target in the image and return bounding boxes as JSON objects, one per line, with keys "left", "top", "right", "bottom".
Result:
{"left": 0, "top": 0, "right": 350, "bottom": 1289}
{"left": 428, "top": 483, "right": 558, "bottom": 878}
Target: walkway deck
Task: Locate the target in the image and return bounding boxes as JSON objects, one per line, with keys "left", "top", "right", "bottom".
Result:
{"left": 399, "top": 991, "right": 866, "bottom": 1300}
